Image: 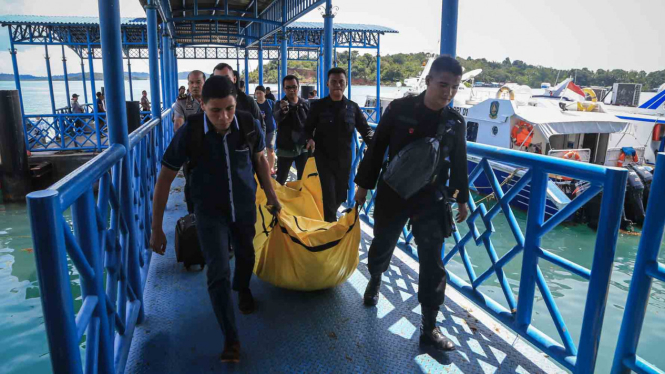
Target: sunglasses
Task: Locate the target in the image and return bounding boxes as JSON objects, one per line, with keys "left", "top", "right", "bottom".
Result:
{"left": 284, "top": 85, "right": 298, "bottom": 90}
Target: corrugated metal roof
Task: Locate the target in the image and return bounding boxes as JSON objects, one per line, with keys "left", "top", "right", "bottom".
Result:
{"left": 287, "top": 22, "right": 397, "bottom": 33}
{"left": 0, "top": 16, "right": 396, "bottom": 33}
{"left": 0, "top": 15, "right": 146, "bottom": 26}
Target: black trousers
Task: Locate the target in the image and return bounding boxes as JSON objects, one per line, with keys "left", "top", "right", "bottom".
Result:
{"left": 367, "top": 181, "right": 448, "bottom": 309}
{"left": 316, "top": 159, "right": 349, "bottom": 223}
{"left": 276, "top": 152, "right": 307, "bottom": 185}
{"left": 194, "top": 208, "right": 256, "bottom": 342}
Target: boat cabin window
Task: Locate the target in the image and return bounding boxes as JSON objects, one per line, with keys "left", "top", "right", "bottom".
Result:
{"left": 467, "top": 121, "right": 479, "bottom": 142}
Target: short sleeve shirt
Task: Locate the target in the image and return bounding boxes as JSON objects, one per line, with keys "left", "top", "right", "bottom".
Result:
{"left": 161, "top": 113, "right": 266, "bottom": 223}
{"left": 257, "top": 99, "right": 276, "bottom": 133}
{"left": 173, "top": 94, "right": 202, "bottom": 120}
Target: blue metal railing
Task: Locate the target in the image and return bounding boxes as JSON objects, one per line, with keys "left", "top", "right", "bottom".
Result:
{"left": 612, "top": 153, "right": 665, "bottom": 374}
{"left": 360, "top": 106, "right": 379, "bottom": 123}
{"left": 24, "top": 111, "right": 155, "bottom": 152}
{"left": 26, "top": 108, "right": 173, "bottom": 374}
{"left": 350, "top": 130, "right": 629, "bottom": 373}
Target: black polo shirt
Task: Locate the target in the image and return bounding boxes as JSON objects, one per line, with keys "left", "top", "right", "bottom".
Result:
{"left": 161, "top": 112, "right": 266, "bottom": 223}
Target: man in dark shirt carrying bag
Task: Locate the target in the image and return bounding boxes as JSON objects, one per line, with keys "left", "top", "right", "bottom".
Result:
{"left": 150, "top": 76, "right": 281, "bottom": 363}
{"left": 305, "top": 67, "right": 373, "bottom": 222}
{"left": 354, "top": 55, "right": 469, "bottom": 352}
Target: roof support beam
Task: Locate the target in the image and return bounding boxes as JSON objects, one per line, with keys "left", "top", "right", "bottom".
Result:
{"left": 169, "top": 15, "right": 281, "bottom": 26}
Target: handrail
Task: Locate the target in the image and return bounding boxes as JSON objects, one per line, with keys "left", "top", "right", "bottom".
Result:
{"left": 350, "top": 131, "right": 628, "bottom": 373}
{"left": 25, "top": 108, "right": 173, "bottom": 374}
{"left": 611, "top": 153, "right": 665, "bottom": 374}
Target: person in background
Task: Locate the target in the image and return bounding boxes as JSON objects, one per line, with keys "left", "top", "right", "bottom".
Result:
{"left": 239, "top": 81, "right": 246, "bottom": 93}
{"left": 71, "top": 93, "right": 85, "bottom": 133}
{"left": 178, "top": 86, "right": 187, "bottom": 100}
{"left": 255, "top": 85, "right": 277, "bottom": 175}
{"left": 140, "top": 90, "right": 151, "bottom": 111}
{"left": 304, "top": 67, "right": 373, "bottom": 222}
{"left": 353, "top": 55, "right": 469, "bottom": 352}
{"left": 173, "top": 71, "right": 206, "bottom": 132}
{"left": 265, "top": 87, "right": 276, "bottom": 101}
{"left": 273, "top": 75, "right": 310, "bottom": 184}
{"left": 212, "top": 63, "right": 265, "bottom": 133}
{"left": 96, "top": 92, "right": 106, "bottom": 113}
{"left": 150, "top": 75, "right": 281, "bottom": 363}
{"left": 309, "top": 89, "right": 319, "bottom": 100}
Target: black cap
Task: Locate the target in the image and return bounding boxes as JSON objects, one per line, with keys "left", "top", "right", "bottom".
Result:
{"left": 72, "top": 93, "right": 79, "bottom": 98}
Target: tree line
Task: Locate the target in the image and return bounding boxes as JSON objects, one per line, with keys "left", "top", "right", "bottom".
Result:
{"left": 247, "top": 52, "right": 665, "bottom": 91}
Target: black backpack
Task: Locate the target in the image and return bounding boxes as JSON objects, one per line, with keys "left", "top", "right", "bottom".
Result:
{"left": 382, "top": 110, "right": 459, "bottom": 200}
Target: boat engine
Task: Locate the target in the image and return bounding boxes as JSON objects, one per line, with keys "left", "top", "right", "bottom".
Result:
{"left": 627, "top": 164, "right": 653, "bottom": 208}
{"left": 623, "top": 169, "right": 646, "bottom": 226}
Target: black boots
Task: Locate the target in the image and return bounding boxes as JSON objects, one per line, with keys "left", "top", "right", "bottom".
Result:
{"left": 420, "top": 306, "right": 455, "bottom": 351}
{"left": 363, "top": 274, "right": 382, "bottom": 306}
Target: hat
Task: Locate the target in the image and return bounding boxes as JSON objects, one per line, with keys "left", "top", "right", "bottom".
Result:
{"left": 72, "top": 93, "right": 79, "bottom": 98}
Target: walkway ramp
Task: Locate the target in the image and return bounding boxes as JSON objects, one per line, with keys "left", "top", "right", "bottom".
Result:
{"left": 126, "top": 179, "right": 563, "bottom": 373}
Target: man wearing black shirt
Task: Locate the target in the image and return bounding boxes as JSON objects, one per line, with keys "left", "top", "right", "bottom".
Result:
{"left": 305, "top": 67, "right": 373, "bottom": 222}
{"left": 354, "top": 55, "right": 469, "bottom": 352}
{"left": 265, "top": 87, "right": 276, "bottom": 101}
{"left": 212, "top": 63, "right": 265, "bottom": 132}
{"left": 273, "top": 75, "right": 310, "bottom": 184}
{"left": 150, "top": 76, "right": 281, "bottom": 362}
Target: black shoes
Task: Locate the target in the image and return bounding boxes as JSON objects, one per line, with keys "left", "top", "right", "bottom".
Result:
{"left": 363, "top": 274, "right": 382, "bottom": 306}
{"left": 220, "top": 340, "right": 241, "bottom": 362}
{"left": 238, "top": 288, "right": 255, "bottom": 315}
{"left": 420, "top": 307, "right": 455, "bottom": 351}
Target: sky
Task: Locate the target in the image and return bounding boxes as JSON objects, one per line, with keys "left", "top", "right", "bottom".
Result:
{"left": 0, "top": 0, "right": 663, "bottom": 77}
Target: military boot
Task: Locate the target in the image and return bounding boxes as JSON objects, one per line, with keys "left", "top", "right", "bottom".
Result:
{"left": 419, "top": 306, "right": 455, "bottom": 351}
{"left": 363, "top": 274, "right": 382, "bottom": 306}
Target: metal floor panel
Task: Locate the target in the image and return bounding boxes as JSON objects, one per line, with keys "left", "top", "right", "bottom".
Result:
{"left": 126, "top": 180, "right": 565, "bottom": 374}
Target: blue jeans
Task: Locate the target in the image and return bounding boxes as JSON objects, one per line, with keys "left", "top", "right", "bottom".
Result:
{"left": 194, "top": 208, "right": 256, "bottom": 343}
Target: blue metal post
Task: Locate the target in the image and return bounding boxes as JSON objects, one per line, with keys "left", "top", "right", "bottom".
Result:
{"left": 26, "top": 190, "right": 83, "bottom": 374}
{"left": 576, "top": 168, "right": 627, "bottom": 373}
{"left": 440, "top": 0, "right": 459, "bottom": 56}
{"left": 258, "top": 42, "right": 264, "bottom": 85}
{"left": 160, "top": 34, "right": 167, "bottom": 110}
{"left": 44, "top": 45, "right": 57, "bottom": 115}
{"left": 127, "top": 57, "right": 134, "bottom": 101}
{"left": 319, "top": 48, "right": 324, "bottom": 96}
{"left": 172, "top": 45, "right": 179, "bottom": 99}
{"left": 277, "top": 59, "right": 281, "bottom": 99}
{"left": 61, "top": 45, "right": 71, "bottom": 109}
{"left": 72, "top": 189, "right": 113, "bottom": 373}
{"left": 515, "top": 170, "right": 548, "bottom": 329}
{"left": 612, "top": 153, "right": 665, "bottom": 374}
{"left": 97, "top": 0, "right": 145, "bottom": 325}
{"left": 347, "top": 40, "right": 352, "bottom": 99}
{"left": 163, "top": 36, "right": 172, "bottom": 105}
{"left": 87, "top": 41, "right": 100, "bottom": 148}
{"left": 376, "top": 35, "right": 381, "bottom": 121}
{"left": 280, "top": 39, "right": 287, "bottom": 89}
{"left": 80, "top": 59, "right": 88, "bottom": 107}
{"left": 236, "top": 47, "right": 240, "bottom": 76}
{"left": 322, "top": 0, "right": 334, "bottom": 97}
{"left": 244, "top": 48, "right": 249, "bottom": 93}
{"left": 334, "top": 47, "right": 337, "bottom": 67}
{"left": 146, "top": 1, "right": 163, "bottom": 158}
{"left": 8, "top": 31, "right": 26, "bottom": 121}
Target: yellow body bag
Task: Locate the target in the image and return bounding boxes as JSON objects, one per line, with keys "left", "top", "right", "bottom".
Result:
{"left": 253, "top": 158, "right": 360, "bottom": 291}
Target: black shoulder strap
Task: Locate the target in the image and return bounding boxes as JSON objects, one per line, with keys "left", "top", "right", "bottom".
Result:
{"left": 236, "top": 112, "right": 258, "bottom": 154}
{"left": 188, "top": 115, "right": 205, "bottom": 170}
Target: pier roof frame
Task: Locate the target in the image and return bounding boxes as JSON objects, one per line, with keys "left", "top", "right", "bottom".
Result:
{"left": 1, "top": 16, "right": 396, "bottom": 61}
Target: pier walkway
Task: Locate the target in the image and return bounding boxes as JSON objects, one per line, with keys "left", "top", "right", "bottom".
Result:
{"left": 126, "top": 176, "right": 561, "bottom": 374}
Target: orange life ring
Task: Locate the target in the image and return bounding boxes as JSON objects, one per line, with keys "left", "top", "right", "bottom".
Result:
{"left": 617, "top": 150, "right": 639, "bottom": 167}
{"left": 511, "top": 120, "right": 534, "bottom": 148}
{"left": 563, "top": 151, "right": 582, "bottom": 161}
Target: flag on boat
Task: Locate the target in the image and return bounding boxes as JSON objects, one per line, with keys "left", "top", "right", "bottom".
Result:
{"left": 564, "top": 81, "right": 586, "bottom": 100}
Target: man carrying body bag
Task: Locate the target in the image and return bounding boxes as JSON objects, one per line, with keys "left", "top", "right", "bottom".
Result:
{"left": 353, "top": 55, "right": 469, "bottom": 352}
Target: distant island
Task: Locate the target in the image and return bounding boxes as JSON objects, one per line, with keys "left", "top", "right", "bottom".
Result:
{"left": 3, "top": 53, "right": 664, "bottom": 90}
{"left": 0, "top": 72, "right": 149, "bottom": 81}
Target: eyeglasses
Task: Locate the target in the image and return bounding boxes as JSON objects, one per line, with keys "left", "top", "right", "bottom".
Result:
{"left": 284, "top": 85, "right": 298, "bottom": 91}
